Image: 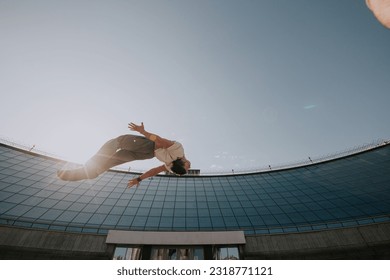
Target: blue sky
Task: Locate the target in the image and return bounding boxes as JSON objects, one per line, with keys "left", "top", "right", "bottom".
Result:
{"left": 1, "top": 0, "right": 389, "bottom": 173}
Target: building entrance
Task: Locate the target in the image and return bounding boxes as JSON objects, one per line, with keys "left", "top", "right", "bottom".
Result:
{"left": 150, "top": 246, "right": 204, "bottom": 260}
{"left": 107, "top": 230, "right": 245, "bottom": 260}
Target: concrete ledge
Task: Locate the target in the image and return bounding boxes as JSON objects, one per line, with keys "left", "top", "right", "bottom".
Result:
{"left": 106, "top": 230, "right": 246, "bottom": 245}
{"left": 0, "top": 226, "right": 113, "bottom": 259}
{"left": 2, "top": 222, "right": 389, "bottom": 259}
{"left": 245, "top": 222, "right": 390, "bottom": 259}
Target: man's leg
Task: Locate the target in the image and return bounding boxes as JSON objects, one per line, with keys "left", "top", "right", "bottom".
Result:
{"left": 57, "top": 135, "right": 155, "bottom": 181}
{"left": 57, "top": 136, "right": 123, "bottom": 181}
{"left": 84, "top": 135, "right": 155, "bottom": 178}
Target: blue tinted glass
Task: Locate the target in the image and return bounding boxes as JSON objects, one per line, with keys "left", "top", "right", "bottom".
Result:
{"left": 1, "top": 142, "right": 390, "bottom": 234}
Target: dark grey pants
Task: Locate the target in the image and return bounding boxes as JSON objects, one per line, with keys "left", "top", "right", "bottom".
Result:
{"left": 58, "top": 135, "right": 155, "bottom": 181}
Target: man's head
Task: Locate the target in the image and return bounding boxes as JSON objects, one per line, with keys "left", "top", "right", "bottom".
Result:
{"left": 171, "top": 158, "right": 191, "bottom": 175}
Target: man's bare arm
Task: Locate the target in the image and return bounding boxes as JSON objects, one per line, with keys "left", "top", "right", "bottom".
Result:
{"left": 127, "top": 165, "right": 167, "bottom": 188}
{"left": 128, "top": 122, "right": 174, "bottom": 149}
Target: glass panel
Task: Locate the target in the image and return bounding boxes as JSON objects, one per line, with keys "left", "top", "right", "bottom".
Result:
{"left": 151, "top": 248, "right": 166, "bottom": 260}
{"left": 193, "top": 247, "right": 204, "bottom": 260}
{"left": 215, "top": 246, "right": 240, "bottom": 260}
{"left": 168, "top": 249, "right": 177, "bottom": 260}
{"left": 113, "top": 247, "right": 142, "bottom": 260}
{"left": 218, "top": 248, "right": 228, "bottom": 260}
{"left": 126, "top": 247, "right": 142, "bottom": 260}
{"left": 113, "top": 247, "right": 127, "bottom": 260}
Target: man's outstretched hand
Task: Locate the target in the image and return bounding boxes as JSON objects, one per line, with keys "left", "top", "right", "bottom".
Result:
{"left": 128, "top": 122, "right": 145, "bottom": 133}
{"left": 127, "top": 178, "right": 140, "bottom": 188}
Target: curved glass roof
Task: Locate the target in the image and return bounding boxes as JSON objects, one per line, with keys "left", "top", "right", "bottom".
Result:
{"left": 0, "top": 141, "right": 389, "bottom": 235}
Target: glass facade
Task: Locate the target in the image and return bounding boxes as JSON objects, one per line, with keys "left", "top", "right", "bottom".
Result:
{"left": 0, "top": 141, "right": 390, "bottom": 235}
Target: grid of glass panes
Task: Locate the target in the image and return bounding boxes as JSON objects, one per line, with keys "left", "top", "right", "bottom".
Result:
{"left": 1, "top": 143, "right": 390, "bottom": 234}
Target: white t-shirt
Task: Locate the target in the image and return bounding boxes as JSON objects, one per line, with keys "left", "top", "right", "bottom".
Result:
{"left": 155, "top": 142, "right": 184, "bottom": 172}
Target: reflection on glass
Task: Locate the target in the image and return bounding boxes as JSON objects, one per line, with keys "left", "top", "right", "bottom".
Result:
{"left": 194, "top": 247, "right": 204, "bottom": 260}
{"left": 113, "top": 247, "right": 127, "bottom": 260}
{"left": 215, "top": 246, "right": 240, "bottom": 260}
{"left": 113, "top": 246, "right": 142, "bottom": 260}
{"left": 150, "top": 247, "right": 204, "bottom": 260}
{"left": 168, "top": 249, "right": 177, "bottom": 260}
